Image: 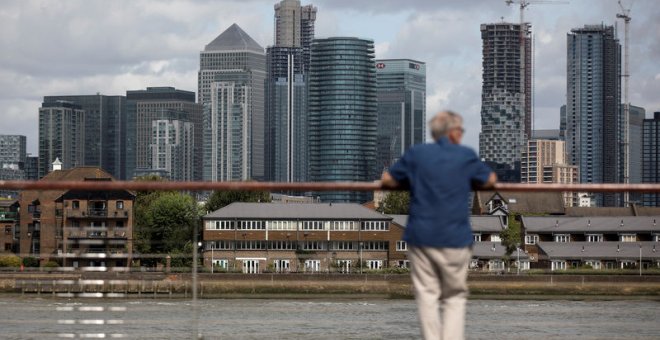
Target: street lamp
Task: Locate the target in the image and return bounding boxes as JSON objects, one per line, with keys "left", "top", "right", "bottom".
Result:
{"left": 359, "top": 241, "right": 363, "bottom": 274}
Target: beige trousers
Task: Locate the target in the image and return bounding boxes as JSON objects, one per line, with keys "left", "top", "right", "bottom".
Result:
{"left": 409, "top": 246, "right": 471, "bottom": 340}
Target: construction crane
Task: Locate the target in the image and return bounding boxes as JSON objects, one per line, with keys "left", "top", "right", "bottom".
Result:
{"left": 617, "top": 0, "right": 632, "bottom": 206}
{"left": 505, "top": 0, "right": 568, "bottom": 138}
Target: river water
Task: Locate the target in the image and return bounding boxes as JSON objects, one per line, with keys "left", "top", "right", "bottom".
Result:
{"left": 0, "top": 297, "right": 658, "bottom": 339}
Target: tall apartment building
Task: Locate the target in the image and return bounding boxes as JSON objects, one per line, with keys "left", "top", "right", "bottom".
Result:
{"left": 479, "top": 22, "right": 532, "bottom": 178}
{"left": 25, "top": 154, "right": 39, "bottom": 181}
{"left": 520, "top": 139, "right": 578, "bottom": 206}
{"left": 125, "top": 87, "right": 202, "bottom": 180}
{"left": 43, "top": 95, "right": 127, "bottom": 179}
{"left": 200, "top": 24, "right": 266, "bottom": 181}
{"left": 375, "top": 59, "right": 426, "bottom": 172}
{"left": 642, "top": 112, "right": 660, "bottom": 206}
{"left": 38, "top": 101, "right": 85, "bottom": 178}
{"left": 266, "top": 0, "right": 317, "bottom": 182}
{"left": 566, "top": 24, "right": 621, "bottom": 206}
{"left": 149, "top": 119, "right": 195, "bottom": 181}
{"left": 309, "top": 37, "right": 377, "bottom": 203}
{"left": 0, "top": 135, "right": 27, "bottom": 198}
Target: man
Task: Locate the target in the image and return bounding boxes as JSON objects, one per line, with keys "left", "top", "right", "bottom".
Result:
{"left": 381, "top": 110, "right": 496, "bottom": 340}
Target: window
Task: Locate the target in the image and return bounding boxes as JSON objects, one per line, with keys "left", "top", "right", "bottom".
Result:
{"left": 116, "top": 221, "right": 124, "bottom": 228}
{"left": 554, "top": 234, "right": 570, "bottom": 243}
{"left": 304, "top": 260, "right": 320, "bottom": 273}
{"left": 396, "top": 241, "right": 407, "bottom": 251}
{"left": 331, "top": 241, "right": 354, "bottom": 250}
{"left": 336, "top": 260, "right": 352, "bottom": 273}
{"left": 525, "top": 234, "right": 539, "bottom": 245}
{"left": 212, "top": 259, "right": 228, "bottom": 270}
{"left": 4, "top": 226, "right": 11, "bottom": 235}
{"left": 207, "top": 241, "right": 232, "bottom": 250}
{"left": 362, "top": 241, "right": 388, "bottom": 251}
{"left": 620, "top": 234, "right": 636, "bottom": 242}
{"left": 551, "top": 261, "right": 567, "bottom": 271}
{"left": 269, "top": 241, "right": 295, "bottom": 250}
{"left": 397, "top": 260, "right": 410, "bottom": 268}
{"left": 239, "top": 220, "right": 265, "bottom": 230}
{"left": 72, "top": 201, "right": 79, "bottom": 210}
{"left": 489, "top": 260, "right": 505, "bottom": 271}
{"left": 654, "top": 234, "right": 660, "bottom": 242}
{"left": 302, "top": 221, "right": 324, "bottom": 231}
{"left": 366, "top": 260, "right": 383, "bottom": 270}
{"left": 207, "top": 220, "right": 234, "bottom": 230}
{"left": 300, "top": 241, "right": 326, "bottom": 250}
{"left": 585, "top": 260, "right": 601, "bottom": 270}
{"left": 331, "top": 221, "right": 357, "bottom": 231}
{"left": 235, "top": 241, "right": 266, "bottom": 250}
{"left": 586, "top": 234, "right": 603, "bottom": 242}
{"left": 116, "top": 201, "right": 124, "bottom": 210}
{"left": 473, "top": 234, "right": 482, "bottom": 242}
{"left": 268, "top": 220, "right": 296, "bottom": 231}
{"left": 361, "top": 221, "right": 388, "bottom": 231}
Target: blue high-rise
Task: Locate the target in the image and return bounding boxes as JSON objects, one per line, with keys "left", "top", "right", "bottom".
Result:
{"left": 308, "top": 37, "right": 377, "bottom": 203}
{"left": 566, "top": 24, "right": 621, "bottom": 206}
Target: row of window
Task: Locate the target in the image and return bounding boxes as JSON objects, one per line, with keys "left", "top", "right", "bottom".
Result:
{"left": 206, "top": 220, "right": 389, "bottom": 231}
{"left": 205, "top": 240, "right": 394, "bottom": 251}
{"left": 525, "top": 234, "right": 660, "bottom": 244}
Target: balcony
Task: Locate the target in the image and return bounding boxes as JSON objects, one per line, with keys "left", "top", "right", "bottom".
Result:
{"left": 66, "top": 208, "right": 129, "bottom": 219}
{"left": 0, "top": 212, "right": 18, "bottom": 221}
{"left": 88, "top": 208, "right": 107, "bottom": 217}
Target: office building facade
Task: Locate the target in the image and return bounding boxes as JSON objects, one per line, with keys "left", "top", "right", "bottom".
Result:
{"left": 375, "top": 59, "right": 426, "bottom": 172}
{"left": 266, "top": 1, "right": 316, "bottom": 182}
{"left": 308, "top": 37, "right": 377, "bottom": 203}
{"left": 642, "top": 112, "right": 660, "bottom": 206}
{"left": 43, "top": 95, "right": 127, "bottom": 179}
{"left": 149, "top": 119, "right": 195, "bottom": 181}
{"left": 199, "top": 24, "right": 266, "bottom": 181}
{"left": 125, "top": 87, "right": 202, "bottom": 180}
{"left": 0, "top": 135, "right": 27, "bottom": 197}
{"left": 38, "top": 101, "right": 85, "bottom": 178}
{"left": 479, "top": 23, "right": 532, "bottom": 175}
{"left": 566, "top": 24, "right": 621, "bottom": 206}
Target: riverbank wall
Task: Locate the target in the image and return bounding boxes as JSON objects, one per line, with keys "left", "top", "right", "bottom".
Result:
{"left": 1, "top": 273, "right": 659, "bottom": 299}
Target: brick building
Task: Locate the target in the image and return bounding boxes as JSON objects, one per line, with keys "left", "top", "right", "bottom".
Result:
{"left": 18, "top": 167, "right": 134, "bottom": 269}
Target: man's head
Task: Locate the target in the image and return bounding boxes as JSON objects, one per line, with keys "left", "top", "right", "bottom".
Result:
{"left": 429, "top": 110, "right": 464, "bottom": 144}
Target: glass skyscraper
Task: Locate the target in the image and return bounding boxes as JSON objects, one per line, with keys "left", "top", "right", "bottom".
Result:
{"left": 642, "top": 112, "right": 660, "bottom": 207}
{"left": 308, "top": 37, "right": 377, "bottom": 203}
{"left": 199, "top": 24, "right": 266, "bottom": 181}
{"left": 42, "top": 95, "right": 126, "bottom": 179}
{"left": 566, "top": 24, "right": 621, "bottom": 206}
{"left": 266, "top": 0, "right": 316, "bottom": 183}
{"left": 38, "top": 101, "right": 85, "bottom": 178}
{"left": 375, "top": 59, "right": 426, "bottom": 173}
{"left": 125, "top": 87, "right": 202, "bottom": 180}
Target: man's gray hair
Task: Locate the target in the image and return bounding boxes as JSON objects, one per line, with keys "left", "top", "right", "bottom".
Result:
{"left": 429, "top": 110, "right": 463, "bottom": 140}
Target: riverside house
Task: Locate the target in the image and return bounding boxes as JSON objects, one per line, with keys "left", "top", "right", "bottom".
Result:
{"left": 202, "top": 203, "right": 517, "bottom": 273}
{"left": 521, "top": 216, "right": 660, "bottom": 270}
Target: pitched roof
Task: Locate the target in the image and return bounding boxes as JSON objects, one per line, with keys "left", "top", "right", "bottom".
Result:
{"left": 204, "top": 202, "right": 392, "bottom": 220}
{"left": 19, "top": 167, "right": 116, "bottom": 204}
{"left": 522, "top": 216, "right": 660, "bottom": 233}
{"left": 474, "top": 191, "right": 565, "bottom": 215}
{"left": 537, "top": 241, "right": 660, "bottom": 260}
{"left": 564, "top": 206, "right": 660, "bottom": 216}
{"left": 472, "top": 242, "right": 529, "bottom": 259}
{"left": 204, "top": 23, "right": 264, "bottom": 53}
{"left": 386, "top": 215, "right": 504, "bottom": 232}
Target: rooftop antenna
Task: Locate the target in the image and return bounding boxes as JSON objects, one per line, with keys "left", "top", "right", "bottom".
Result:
{"left": 617, "top": 0, "right": 632, "bottom": 206}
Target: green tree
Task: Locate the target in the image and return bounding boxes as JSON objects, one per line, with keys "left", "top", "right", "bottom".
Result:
{"left": 133, "top": 176, "right": 174, "bottom": 254}
{"left": 205, "top": 189, "right": 271, "bottom": 212}
{"left": 146, "top": 192, "right": 198, "bottom": 254}
{"left": 377, "top": 191, "right": 410, "bottom": 214}
{"left": 500, "top": 214, "right": 522, "bottom": 269}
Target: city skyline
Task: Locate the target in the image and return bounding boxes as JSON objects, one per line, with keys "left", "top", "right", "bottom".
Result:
{"left": 0, "top": 0, "right": 658, "bottom": 155}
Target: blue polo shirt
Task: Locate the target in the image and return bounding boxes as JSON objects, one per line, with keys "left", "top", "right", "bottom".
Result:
{"left": 388, "top": 137, "right": 492, "bottom": 248}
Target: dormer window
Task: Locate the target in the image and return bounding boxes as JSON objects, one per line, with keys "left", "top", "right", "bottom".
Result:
{"left": 586, "top": 234, "right": 603, "bottom": 242}
{"left": 554, "top": 234, "right": 570, "bottom": 243}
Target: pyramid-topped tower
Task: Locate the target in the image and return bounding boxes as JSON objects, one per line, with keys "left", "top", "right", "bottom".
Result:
{"left": 204, "top": 23, "right": 264, "bottom": 53}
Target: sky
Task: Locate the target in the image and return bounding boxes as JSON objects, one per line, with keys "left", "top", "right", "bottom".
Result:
{"left": 0, "top": 0, "right": 658, "bottom": 154}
